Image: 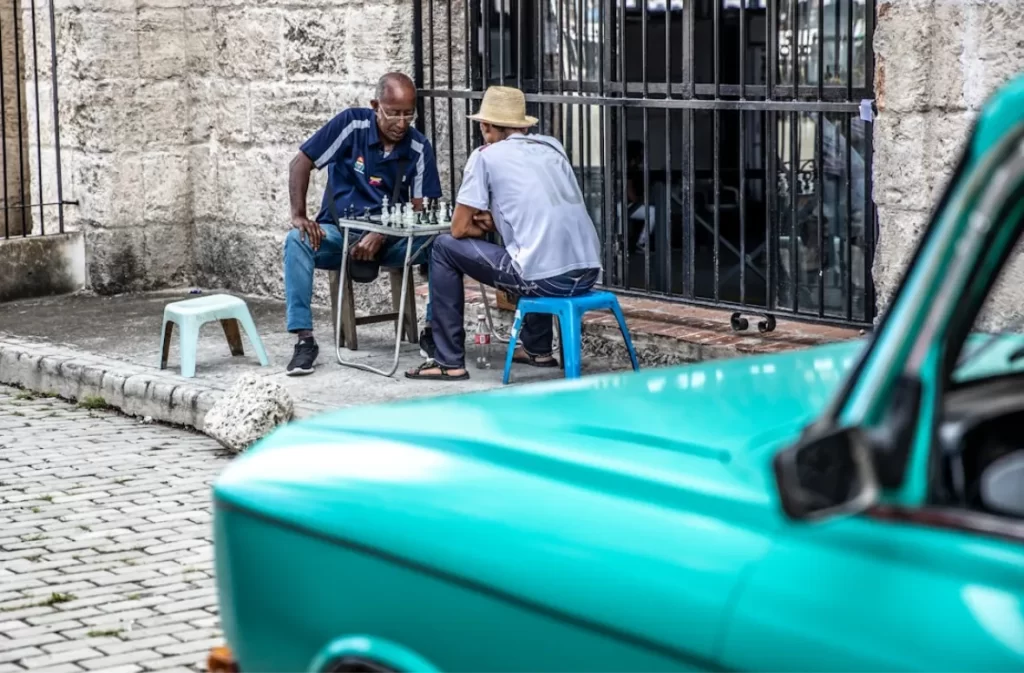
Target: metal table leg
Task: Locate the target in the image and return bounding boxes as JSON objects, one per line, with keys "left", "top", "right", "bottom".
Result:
{"left": 334, "top": 234, "right": 415, "bottom": 377}
{"left": 478, "top": 282, "right": 511, "bottom": 344}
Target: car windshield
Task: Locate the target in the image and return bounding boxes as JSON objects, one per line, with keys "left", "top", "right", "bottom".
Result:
{"left": 953, "top": 321, "right": 1024, "bottom": 383}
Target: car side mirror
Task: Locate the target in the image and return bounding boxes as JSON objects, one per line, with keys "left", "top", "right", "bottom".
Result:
{"left": 774, "top": 426, "right": 880, "bottom": 521}
{"left": 980, "top": 451, "right": 1024, "bottom": 518}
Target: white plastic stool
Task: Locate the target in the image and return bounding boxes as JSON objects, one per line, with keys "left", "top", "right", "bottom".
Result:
{"left": 159, "top": 294, "right": 270, "bottom": 378}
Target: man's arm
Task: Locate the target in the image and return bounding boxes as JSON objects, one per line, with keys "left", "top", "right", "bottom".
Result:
{"left": 291, "top": 109, "right": 361, "bottom": 250}
{"left": 450, "top": 204, "right": 495, "bottom": 239}
{"left": 289, "top": 151, "right": 325, "bottom": 250}
{"left": 450, "top": 149, "right": 491, "bottom": 239}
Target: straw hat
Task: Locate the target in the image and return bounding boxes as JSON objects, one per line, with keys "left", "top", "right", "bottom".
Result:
{"left": 467, "top": 86, "right": 539, "bottom": 128}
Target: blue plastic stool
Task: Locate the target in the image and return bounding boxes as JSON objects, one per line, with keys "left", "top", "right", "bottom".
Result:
{"left": 159, "top": 294, "right": 270, "bottom": 378}
{"left": 502, "top": 291, "right": 640, "bottom": 384}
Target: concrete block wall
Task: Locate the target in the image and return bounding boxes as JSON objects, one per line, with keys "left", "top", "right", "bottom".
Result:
{"left": 187, "top": 0, "right": 417, "bottom": 316}
{"left": 872, "top": 0, "right": 1024, "bottom": 327}
{"left": 33, "top": 0, "right": 422, "bottom": 311}
{"left": 34, "top": 0, "right": 195, "bottom": 293}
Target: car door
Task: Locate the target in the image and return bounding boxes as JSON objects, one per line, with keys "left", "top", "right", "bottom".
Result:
{"left": 717, "top": 76, "right": 1024, "bottom": 672}
{"left": 716, "top": 502, "right": 1024, "bottom": 671}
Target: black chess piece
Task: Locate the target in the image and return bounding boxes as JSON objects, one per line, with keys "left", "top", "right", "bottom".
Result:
{"left": 363, "top": 207, "right": 371, "bottom": 221}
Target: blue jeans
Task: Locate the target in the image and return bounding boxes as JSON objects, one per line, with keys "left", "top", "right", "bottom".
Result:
{"left": 284, "top": 224, "right": 434, "bottom": 334}
{"left": 429, "top": 234, "right": 599, "bottom": 368}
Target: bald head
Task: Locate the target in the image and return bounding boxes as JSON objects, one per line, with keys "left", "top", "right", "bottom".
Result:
{"left": 375, "top": 72, "right": 416, "bottom": 102}
{"left": 371, "top": 72, "right": 418, "bottom": 146}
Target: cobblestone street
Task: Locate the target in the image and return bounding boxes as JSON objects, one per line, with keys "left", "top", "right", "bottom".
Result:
{"left": 0, "top": 385, "right": 229, "bottom": 672}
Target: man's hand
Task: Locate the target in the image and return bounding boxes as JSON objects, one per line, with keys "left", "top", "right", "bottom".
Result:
{"left": 351, "top": 232, "right": 385, "bottom": 261}
{"left": 451, "top": 204, "right": 495, "bottom": 239}
{"left": 292, "top": 215, "right": 325, "bottom": 251}
{"left": 473, "top": 211, "right": 496, "bottom": 232}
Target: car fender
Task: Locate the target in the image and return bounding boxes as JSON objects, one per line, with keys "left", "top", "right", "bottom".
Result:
{"left": 308, "top": 635, "right": 441, "bottom": 673}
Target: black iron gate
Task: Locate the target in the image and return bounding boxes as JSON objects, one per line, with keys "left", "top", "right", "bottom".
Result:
{"left": 415, "top": 0, "right": 876, "bottom": 327}
{"left": 0, "top": 0, "right": 67, "bottom": 241}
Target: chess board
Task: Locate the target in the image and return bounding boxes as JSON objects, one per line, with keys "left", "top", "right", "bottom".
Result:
{"left": 335, "top": 217, "right": 452, "bottom": 237}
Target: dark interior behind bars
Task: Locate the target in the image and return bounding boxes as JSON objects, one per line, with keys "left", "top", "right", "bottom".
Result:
{"left": 416, "top": 0, "right": 876, "bottom": 326}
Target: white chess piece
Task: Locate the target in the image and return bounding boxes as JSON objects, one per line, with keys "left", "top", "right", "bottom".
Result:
{"left": 403, "top": 203, "right": 415, "bottom": 227}
{"left": 381, "top": 196, "right": 390, "bottom": 225}
{"left": 438, "top": 200, "right": 448, "bottom": 225}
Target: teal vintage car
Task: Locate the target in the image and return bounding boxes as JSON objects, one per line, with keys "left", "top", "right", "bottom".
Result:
{"left": 208, "top": 77, "right": 1024, "bottom": 673}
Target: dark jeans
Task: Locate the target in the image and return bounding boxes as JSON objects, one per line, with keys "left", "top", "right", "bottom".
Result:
{"left": 429, "top": 234, "right": 599, "bottom": 368}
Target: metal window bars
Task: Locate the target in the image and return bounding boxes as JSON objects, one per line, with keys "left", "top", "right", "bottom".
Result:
{"left": 0, "top": 0, "right": 71, "bottom": 240}
{"left": 414, "top": 0, "right": 876, "bottom": 327}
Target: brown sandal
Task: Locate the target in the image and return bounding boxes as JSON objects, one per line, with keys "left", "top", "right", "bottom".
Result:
{"left": 512, "top": 350, "right": 559, "bottom": 368}
{"left": 404, "top": 360, "right": 470, "bottom": 381}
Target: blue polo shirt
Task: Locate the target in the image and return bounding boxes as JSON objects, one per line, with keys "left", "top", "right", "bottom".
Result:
{"left": 299, "top": 108, "right": 443, "bottom": 225}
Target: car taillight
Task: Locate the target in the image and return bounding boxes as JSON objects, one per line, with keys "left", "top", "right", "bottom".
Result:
{"left": 208, "top": 646, "right": 239, "bottom": 673}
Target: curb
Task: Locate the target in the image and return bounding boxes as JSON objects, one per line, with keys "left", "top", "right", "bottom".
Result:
{"left": 0, "top": 336, "right": 331, "bottom": 432}
{"left": 0, "top": 337, "right": 222, "bottom": 430}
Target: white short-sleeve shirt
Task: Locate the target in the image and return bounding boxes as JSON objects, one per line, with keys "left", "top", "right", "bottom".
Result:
{"left": 456, "top": 134, "right": 603, "bottom": 281}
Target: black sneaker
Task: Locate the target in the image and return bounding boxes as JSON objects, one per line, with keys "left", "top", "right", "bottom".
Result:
{"left": 419, "top": 328, "right": 436, "bottom": 360}
{"left": 287, "top": 338, "right": 319, "bottom": 376}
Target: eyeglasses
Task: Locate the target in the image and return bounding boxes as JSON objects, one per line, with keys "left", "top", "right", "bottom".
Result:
{"left": 377, "top": 106, "right": 417, "bottom": 124}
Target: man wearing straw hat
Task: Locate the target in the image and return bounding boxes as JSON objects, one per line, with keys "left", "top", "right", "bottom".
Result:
{"left": 405, "top": 85, "right": 602, "bottom": 381}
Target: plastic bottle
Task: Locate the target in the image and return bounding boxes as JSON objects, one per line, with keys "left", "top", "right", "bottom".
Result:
{"left": 472, "top": 314, "right": 493, "bottom": 369}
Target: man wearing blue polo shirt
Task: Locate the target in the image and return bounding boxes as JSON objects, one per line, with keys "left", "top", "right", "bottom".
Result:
{"left": 284, "top": 72, "right": 443, "bottom": 375}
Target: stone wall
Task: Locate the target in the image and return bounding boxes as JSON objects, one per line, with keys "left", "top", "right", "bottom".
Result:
{"left": 871, "top": 0, "right": 1024, "bottom": 327}
{"left": 33, "top": 0, "right": 195, "bottom": 293}
{"left": 30, "top": 0, "right": 424, "bottom": 307}
{"left": 188, "top": 0, "right": 419, "bottom": 317}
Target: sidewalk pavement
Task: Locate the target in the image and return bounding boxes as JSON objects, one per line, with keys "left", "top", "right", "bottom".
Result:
{"left": 0, "top": 288, "right": 633, "bottom": 432}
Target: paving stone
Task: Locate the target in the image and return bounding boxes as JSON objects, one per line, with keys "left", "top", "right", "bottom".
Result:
{"left": 2, "top": 629, "right": 67, "bottom": 650}
{"left": 42, "top": 636, "right": 114, "bottom": 654}
{"left": 0, "top": 645, "right": 46, "bottom": 664}
{"left": 0, "top": 663, "right": 32, "bottom": 673}
{"left": 116, "top": 624, "right": 193, "bottom": 642}
{"left": 79, "top": 650, "right": 157, "bottom": 670}
{"left": 0, "top": 388, "right": 225, "bottom": 671}
{"left": 97, "top": 635, "right": 181, "bottom": 656}
{"left": 19, "top": 646, "right": 104, "bottom": 669}
{"left": 26, "top": 664, "right": 85, "bottom": 673}
{"left": 138, "top": 650, "right": 209, "bottom": 671}
{"left": 26, "top": 608, "right": 106, "bottom": 627}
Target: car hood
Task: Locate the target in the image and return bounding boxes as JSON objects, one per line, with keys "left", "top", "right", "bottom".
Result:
{"left": 215, "top": 339, "right": 864, "bottom": 663}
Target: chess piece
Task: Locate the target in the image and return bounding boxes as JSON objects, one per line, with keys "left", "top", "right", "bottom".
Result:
{"left": 381, "top": 196, "right": 390, "bottom": 224}
{"left": 363, "top": 207, "right": 371, "bottom": 221}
